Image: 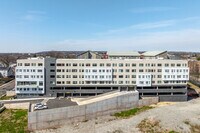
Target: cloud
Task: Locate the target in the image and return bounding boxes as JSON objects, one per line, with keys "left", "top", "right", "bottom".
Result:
{"left": 96, "top": 20, "right": 176, "bottom": 36}
{"left": 130, "top": 7, "right": 176, "bottom": 13}
{"left": 96, "top": 17, "right": 200, "bottom": 36}
{"left": 21, "top": 10, "right": 46, "bottom": 22}
{"left": 49, "top": 28, "right": 200, "bottom": 52}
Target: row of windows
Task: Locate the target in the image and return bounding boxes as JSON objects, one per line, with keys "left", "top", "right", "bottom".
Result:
{"left": 16, "top": 88, "right": 43, "bottom": 91}
{"left": 17, "top": 63, "right": 43, "bottom": 66}
{"left": 164, "top": 69, "right": 188, "bottom": 73}
{"left": 56, "top": 69, "right": 163, "bottom": 73}
{"left": 56, "top": 81, "right": 137, "bottom": 85}
{"left": 56, "top": 63, "right": 187, "bottom": 67}
{"left": 54, "top": 74, "right": 181, "bottom": 79}
{"left": 17, "top": 81, "right": 43, "bottom": 86}
{"left": 16, "top": 75, "right": 43, "bottom": 79}
{"left": 16, "top": 69, "right": 43, "bottom": 73}
{"left": 163, "top": 75, "right": 188, "bottom": 79}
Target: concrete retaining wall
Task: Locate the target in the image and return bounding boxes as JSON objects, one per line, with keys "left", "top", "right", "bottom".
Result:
{"left": 6, "top": 91, "right": 16, "bottom": 96}
{"left": 28, "top": 91, "right": 158, "bottom": 131}
{"left": 138, "top": 97, "right": 159, "bottom": 107}
{"left": 4, "top": 102, "right": 30, "bottom": 109}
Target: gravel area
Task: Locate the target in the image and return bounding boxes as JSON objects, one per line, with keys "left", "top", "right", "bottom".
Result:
{"left": 35, "top": 98, "right": 200, "bottom": 133}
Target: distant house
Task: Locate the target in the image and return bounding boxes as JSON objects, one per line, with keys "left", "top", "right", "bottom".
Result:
{"left": 141, "top": 51, "right": 168, "bottom": 59}
{"left": 107, "top": 51, "right": 140, "bottom": 59}
{"left": 0, "top": 67, "right": 15, "bottom": 78}
{"left": 77, "top": 51, "right": 102, "bottom": 59}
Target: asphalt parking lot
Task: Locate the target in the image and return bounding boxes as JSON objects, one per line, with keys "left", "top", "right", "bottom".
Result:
{"left": 46, "top": 98, "right": 77, "bottom": 109}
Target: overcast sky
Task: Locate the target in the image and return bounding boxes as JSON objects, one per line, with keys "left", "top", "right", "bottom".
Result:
{"left": 0, "top": 0, "right": 200, "bottom": 53}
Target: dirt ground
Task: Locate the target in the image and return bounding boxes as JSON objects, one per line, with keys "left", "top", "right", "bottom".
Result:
{"left": 35, "top": 98, "right": 200, "bottom": 133}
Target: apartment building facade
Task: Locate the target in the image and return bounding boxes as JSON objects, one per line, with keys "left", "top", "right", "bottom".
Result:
{"left": 15, "top": 57, "right": 189, "bottom": 101}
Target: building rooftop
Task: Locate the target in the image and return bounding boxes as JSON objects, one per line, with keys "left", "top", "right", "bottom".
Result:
{"left": 107, "top": 51, "right": 140, "bottom": 56}
{"left": 142, "top": 51, "right": 167, "bottom": 56}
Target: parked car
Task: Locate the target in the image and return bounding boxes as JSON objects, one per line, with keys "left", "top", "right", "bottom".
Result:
{"left": 34, "top": 103, "right": 48, "bottom": 110}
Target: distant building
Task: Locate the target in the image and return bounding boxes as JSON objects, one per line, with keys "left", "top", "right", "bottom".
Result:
{"left": 188, "top": 60, "right": 200, "bottom": 74}
{"left": 141, "top": 51, "right": 168, "bottom": 59}
{"left": 107, "top": 51, "right": 140, "bottom": 59}
{"left": 77, "top": 51, "right": 102, "bottom": 59}
{"left": 0, "top": 67, "right": 15, "bottom": 78}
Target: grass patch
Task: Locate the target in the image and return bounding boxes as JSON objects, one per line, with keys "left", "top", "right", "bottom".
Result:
{"left": 0, "top": 95, "right": 13, "bottom": 100}
{"left": 137, "top": 118, "right": 178, "bottom": 133}
{"left": 0, "top": 109, "right": 28, "bottom": 133}
{"left": 113, "top": 106, "right": 153, "bottom": 118}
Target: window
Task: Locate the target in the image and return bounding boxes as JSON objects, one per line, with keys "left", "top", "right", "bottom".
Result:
{"left": 132, "top": 75, "right": 136, "bottom": 78}
{"left": 24, "top": 75, "right": 29, "bottom": 78}
{"left": 38, "top": 69, "right": 43, "bottom": 72}
{"left": 106, "top": 63, "right": 111, "bottom": 67}
{"left": 171, "top": 64, "right": 175, "bottom": 67}
{"left": 73, "top": 81, "right": 77, "bottom": 84}
{"left": 72, "top": 69, "right": 77, "bottom": 72}
{"left": 18, "top": 63, "right": 22, "bottom": 66}
{"left": 50, "top": 69, "right": 55, "bottom": 72}
{"left": 112, "top": 63, "right": 117, "bottom": 67}
{"left": 157, "top": 69, "right": 162, "bottom": 72}
{"left": 39, "top": 81, "right": 43, "bottom": 86}
{"left": 100, "top": 63, "right": 104, "bottom": 67}
{"left": 66, "top": 63, "right": 71, "bottom": 66}
{"left": 165, "top": 64, "right": 169, "bottom": 67}
{"left": 50, "top": 75, "right": 55, "bottom": 78}
{"left": 93, "top": 63, "right": 97, "bottom": 67}
{"left": 177, "top": 64, "right": 181, "bottom": 67}
{"left": 73, "top": 63, "right": 77, "bottom": 66}
{"left": 57, "top": 69, "right": 61, "bottom": 72}
{"left": 73, "top": 75, "right": 77, "bottom": 78}
{"left": 157, "top": 75, "right": 162, "bottom": 78}
{"left": 119, "top": 69, "right": 123, "bottom": 72}
{"left": 157, "top": 64, "right": 162, "bottom": 67}
{"left": 38, "top": 63, "right": 43, "bottom": 66}
{"left": 132, "top": 69, "right": 136, "bottom": 72}
{"left": 57, "top": 63, "right": 64, "bottom": 66}
{"left": 50, "top": 63, "right": 55, "bottom": 66}
{"left": 119, "top": 63, "right": 123, "bottom": 67}
{"left": 132, "top": 63, "right": 136, "bottom": 67}
{"left": 125, "top": 63, "right": 130, "bottom": 67}
{"left": 126, "top": 69, "right": 130, "bottom": 72}
{"left": 31, "top": 63, "right": 36, "bottom": 66}
{"left": 86, "top": 63, "right": 90, "bottom": 66}
{"left": 25, "top": 63, "right": 30, "bottom": 66}
{"left": 139, "top": 63, "right": 143, "bottom": 67}
{"left": 119, "top": 75, "right": 123, "bottom": 78}
{"left": 139, "top": 69, "right": 143, "bottom": 72}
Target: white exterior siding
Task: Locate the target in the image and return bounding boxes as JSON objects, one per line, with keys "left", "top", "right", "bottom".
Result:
{"left": 15, "top": 58, "right": 45, "bottom": 95}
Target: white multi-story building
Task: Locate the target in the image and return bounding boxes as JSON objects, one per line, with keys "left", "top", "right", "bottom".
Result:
{"left": 15, "top": 57, "right": 189, "bottom": 101}
{"left": 15, "top": 57, "right": 45, "bottom": 96}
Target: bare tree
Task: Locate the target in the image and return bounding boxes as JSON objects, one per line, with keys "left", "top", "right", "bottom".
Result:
{"left": 0, "top": 55, "right": 16, "bottom": 67}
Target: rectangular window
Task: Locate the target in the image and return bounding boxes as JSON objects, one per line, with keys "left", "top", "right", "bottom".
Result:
{"left": 38, "top": 69, "right": 43, "bottom": 72}
{"left": 93, "top": 63, "right": 97, "bottom": 66}
{"left": 39, "top": 81, "right": 43, "bottom": 86}
{"left": 50, "top": 63, "right": 55, "bottom": 66}
{"left": 31, "top": 63, "right": 36, "bottom": 66}
{"left": 38, "top": 63, "right": 43, "bottom": 66}
{"left": 25, "top": 63, "right": 30, "bottom": 66}
{"left": 139, "top": 63, "right": 143, "bottom": 67}
{"left": 50, "top": 69, "right": 55, "bottom": 72}
{"left": 57, "top": 63, "right": 64, "bottom": 66}
{"left": 50, "top": 75, "right": 55, "bottom": 78}
{"left": 132, "top": 63, "right": 136, "bottom": 67}
{"left": 73, "top": 63, "right": 77, "bottom": 66}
